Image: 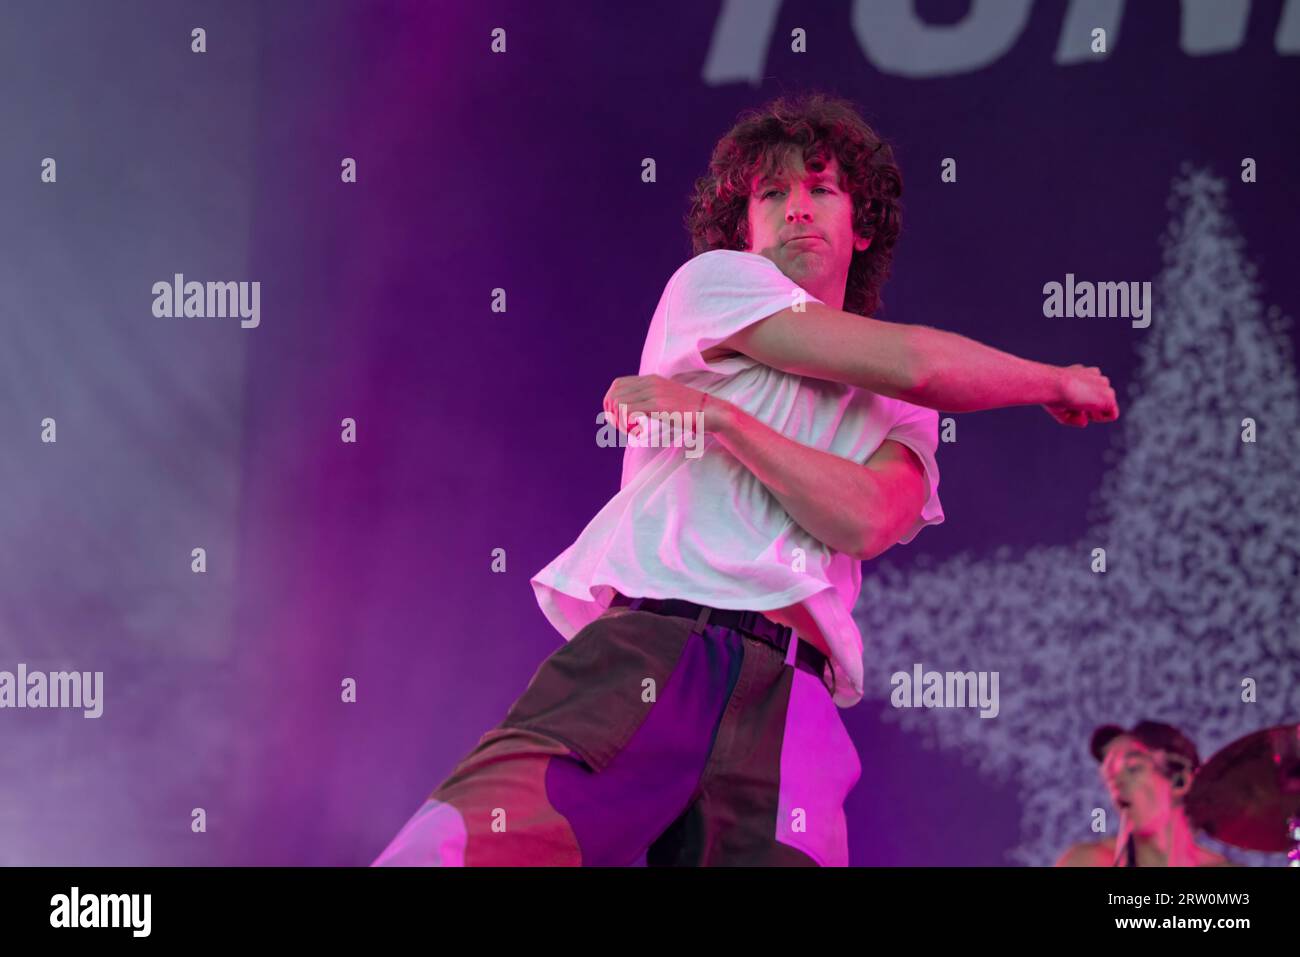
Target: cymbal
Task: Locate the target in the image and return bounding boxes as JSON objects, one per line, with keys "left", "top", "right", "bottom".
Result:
{"left": 1185, "top": 724, "right": 1300, "bottom": 852}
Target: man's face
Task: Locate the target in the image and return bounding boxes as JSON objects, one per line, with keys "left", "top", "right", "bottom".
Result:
{"left": 1099, "top": 736, "right": 1178, "bottom": 833}
{"left": 742, "top": 153, "right": 870, "bottom": 309}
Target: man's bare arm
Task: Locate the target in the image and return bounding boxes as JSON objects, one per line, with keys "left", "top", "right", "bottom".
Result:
{"left": 602, "top": 374, "right": 928, "bottom": 558}
{"left": 706, "top": 396, "right": 925, "bottom": 561}
{"left": 714, "top": 301, "right": 1116, "bottom": 419}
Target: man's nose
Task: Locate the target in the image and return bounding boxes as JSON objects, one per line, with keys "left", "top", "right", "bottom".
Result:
{"left": 785, "top": 188, "right": 812, "bottom": 221}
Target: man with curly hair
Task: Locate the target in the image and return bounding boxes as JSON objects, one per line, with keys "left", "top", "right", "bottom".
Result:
{"left": 373, "top": 92, "right": 1118, "bottom": 868}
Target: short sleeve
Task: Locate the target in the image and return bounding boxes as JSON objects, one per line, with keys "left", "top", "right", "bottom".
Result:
{"left": 883, "top": 400, "right": 945, "bottom": 545}
{"left": 649, "top": 250, "right": 822, "bottom": 380}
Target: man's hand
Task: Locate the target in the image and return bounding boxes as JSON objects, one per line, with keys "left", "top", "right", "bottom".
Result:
{"left": 602, "top": 374, "right": 707, "bottom": 437}
{"left": 1042, "top": 364, "right": 1119, "bottom": 428}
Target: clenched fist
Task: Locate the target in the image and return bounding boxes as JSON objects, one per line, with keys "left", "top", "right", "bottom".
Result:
{"left": 602, "top": 374, "right": 709, "bottom": 437}
{"left": 1043, "top": 364, "right": 1119, "bottom": 428}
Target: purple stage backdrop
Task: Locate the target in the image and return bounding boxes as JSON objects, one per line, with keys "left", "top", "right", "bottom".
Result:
{"left": 2, "top": 0, "right": 1298, "bottom": 866}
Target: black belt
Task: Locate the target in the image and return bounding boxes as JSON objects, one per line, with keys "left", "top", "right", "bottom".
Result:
{"left": 609, "top": 592, "right": 828, "bottom": 680}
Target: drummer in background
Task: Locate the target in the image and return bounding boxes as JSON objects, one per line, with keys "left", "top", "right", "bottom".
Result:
{"left": 1055, "top": 720, "right": 1234, "bottom": 867}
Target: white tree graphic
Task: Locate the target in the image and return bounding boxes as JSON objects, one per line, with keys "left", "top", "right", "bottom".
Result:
{"left": 856, "top": 165, "right": 1300, "bottom": 866}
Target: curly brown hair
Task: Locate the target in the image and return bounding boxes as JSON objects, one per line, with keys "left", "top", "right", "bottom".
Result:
{"left": 684, "top": 92, "right": 903, "bottom": 318}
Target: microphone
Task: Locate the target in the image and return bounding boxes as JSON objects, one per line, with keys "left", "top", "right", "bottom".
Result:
{"left": 1112, "top": 809, "right": 1136, "bottom": 867}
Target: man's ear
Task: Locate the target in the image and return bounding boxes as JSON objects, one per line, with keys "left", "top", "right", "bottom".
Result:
{"left": 1164, "top": 756, "right": 1193, "bottom": 799}
{"left": 855, "top": 234, "right": 872, "bottom": 253}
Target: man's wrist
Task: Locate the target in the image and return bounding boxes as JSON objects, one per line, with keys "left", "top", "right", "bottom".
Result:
{"left": 701, "top": 392, "right": 737, "bottom": 438}
{"left": 1043, "top": 362, "right": 1067, "bottom": 405}
{"left": 1021, "top": 358, "right": 1065, "bottom": 405}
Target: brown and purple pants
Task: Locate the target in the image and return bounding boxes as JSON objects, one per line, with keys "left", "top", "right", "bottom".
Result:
{"left": 371, "top": 600, "right": 861, "bottom": 866}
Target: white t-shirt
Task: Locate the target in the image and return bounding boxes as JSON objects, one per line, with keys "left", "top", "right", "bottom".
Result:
{"left": 530, "top": 250, "right": 945, "bottom": 708}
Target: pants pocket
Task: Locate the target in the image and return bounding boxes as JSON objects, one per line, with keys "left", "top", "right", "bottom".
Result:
{"left": 774, "top": 666, "right": 862, "bottom": 866}
{"left": 498, "top": 609, "right": 693, "bottom": 773}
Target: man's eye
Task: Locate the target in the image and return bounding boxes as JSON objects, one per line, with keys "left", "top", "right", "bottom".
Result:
{"left": 762, "top": 187, "right": 832, "bottom": 199}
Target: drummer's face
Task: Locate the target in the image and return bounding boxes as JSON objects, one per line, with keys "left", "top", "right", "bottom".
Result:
{"left": 1100, "top": 737, "right": 1173, "bottom": 830}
